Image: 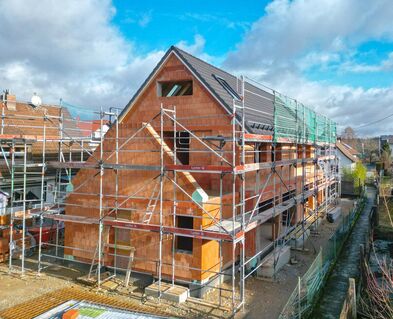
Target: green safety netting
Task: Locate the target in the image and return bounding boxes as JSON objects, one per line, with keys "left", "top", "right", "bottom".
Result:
{"left": 273, "top": 93, "right": 336, "bottom": 144}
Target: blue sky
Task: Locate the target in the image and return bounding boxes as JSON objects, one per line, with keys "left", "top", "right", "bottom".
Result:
{"left": 1, "top": 0, "right": 393, "bottom": 136}
{"left": 111, "top": 0, "right": 393, "bottom": 89}
{"left": 112, "top": 0, "right": 267, "bottom": 56}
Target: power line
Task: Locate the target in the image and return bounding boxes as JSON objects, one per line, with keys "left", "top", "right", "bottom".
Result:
{"left": 355, "top": 111, "right": 393, "bottom": 129}
{"left": 336, "top": 110, "right": 393, "bottom": 131}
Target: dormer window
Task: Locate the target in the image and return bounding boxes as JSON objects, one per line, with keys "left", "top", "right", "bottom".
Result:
{"left": 158, "top": 80, "right": 193, "bottom": 97}
{"left": 213, "top": 74, "right": 241, "bottom": 100}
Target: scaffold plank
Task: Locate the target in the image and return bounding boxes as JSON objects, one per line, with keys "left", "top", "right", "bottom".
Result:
{"left": 243, "top": 133, "right": 273, "bottom": 142}
{"left": 47, "top": 161, "right": 161, "bottom": 171}
{"left": 46, "top": 215, "right": 237, "bottom": 241}
{"left": 0, "top": 134, "right": 60, "bottom": 141}
{"left": 165, "top": 164, "right": 232, "bottom": 173}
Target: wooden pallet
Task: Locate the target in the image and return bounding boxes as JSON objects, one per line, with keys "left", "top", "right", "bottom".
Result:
{"left": 76, "top": 271, "right": 112, "bottom": 286}
{"left": 0, "top": 287, "right": 174, "bottom": 319}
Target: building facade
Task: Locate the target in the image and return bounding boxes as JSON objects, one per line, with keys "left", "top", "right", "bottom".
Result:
{"left": 61, "top": 46, "right": 339, "bottom": 300}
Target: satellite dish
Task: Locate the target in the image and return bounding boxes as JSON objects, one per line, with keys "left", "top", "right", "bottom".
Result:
{"left": 31, "top": 93, "right": 42, "bottom": 107}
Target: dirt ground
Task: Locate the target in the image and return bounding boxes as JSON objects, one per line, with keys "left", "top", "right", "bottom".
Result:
{"left": 0, "top": 264, "right": 71, "bottom": 311}
{"left": 0, "top": 199, "right": 354, "bottom": 319}
{"left": 0, "top": 259, "right": 230, "bottom": 319}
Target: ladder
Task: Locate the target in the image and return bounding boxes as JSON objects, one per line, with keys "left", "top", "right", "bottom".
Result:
{"left": 102, "top": 242, "right": 136, "bottom": 287}
{"left": 142, "top": 180, "right": 160, "bottom": 224}
{"left": 124, "top": 246, "right": 136, "bottom": 287}
{"left": 88, "top": 244, "right": 99, "bottom": 280}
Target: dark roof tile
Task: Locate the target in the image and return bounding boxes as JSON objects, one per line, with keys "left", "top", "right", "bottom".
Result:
{"left": 120, "top": 46, "right": 276, "bottom": 134}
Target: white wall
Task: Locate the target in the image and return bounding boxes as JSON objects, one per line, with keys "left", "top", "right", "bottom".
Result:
{"left": 337, "top": 150, "right": 355, "bottom": 171}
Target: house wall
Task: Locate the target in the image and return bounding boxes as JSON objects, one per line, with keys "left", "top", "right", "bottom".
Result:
{"left": 337, "top": 150, "right": 355, "bottom": 171}
{"left": 64, "top": 53, "right": 237, "bottom": 282}
{"left": 64, "top": 53, "right": 329, "bottom": 283}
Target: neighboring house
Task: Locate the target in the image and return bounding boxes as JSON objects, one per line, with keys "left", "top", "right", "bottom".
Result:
{"left": 62, "top": 46, "right": 338, "bottom": 292}
{"left": 336, "top": 139, "right": 358, "bottom": 171}
{"left": 0, "top": 91, "right": 84, "bottom": 208}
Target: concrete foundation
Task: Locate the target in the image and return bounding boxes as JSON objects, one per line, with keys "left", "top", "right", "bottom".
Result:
{"left": 189, "top": 264, "right": 236, "bottom": 298}
{"left": 145, "top": 282, "right": 189, "bottom": 303}
{"left": 290, "top": 228, "right": 311, "bottom": 248}
{"left": 257, "top": 245, "right": 291, "bottom": 278}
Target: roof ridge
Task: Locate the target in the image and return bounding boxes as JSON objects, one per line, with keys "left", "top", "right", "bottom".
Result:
{"left": 172, "top": 46, "right": 238, "bottom": 80}
{"left": 336, "top": 141, "right": 358, "bottom": 162}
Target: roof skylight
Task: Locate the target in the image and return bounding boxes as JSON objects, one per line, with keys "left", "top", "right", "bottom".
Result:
{"left": 213, "top": 74, "right": 241, "bottom": 100}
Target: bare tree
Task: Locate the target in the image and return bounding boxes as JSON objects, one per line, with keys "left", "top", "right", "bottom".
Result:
{"left": 342, "top": 126, "right": 356, "bottom": 140}
{"left": 381, "top": 142, "right": 392, "bottom": 173}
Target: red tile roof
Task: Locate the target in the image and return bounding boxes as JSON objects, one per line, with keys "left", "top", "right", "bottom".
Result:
{"left": 336, "top": 141, "right": 358, "bottom": 163}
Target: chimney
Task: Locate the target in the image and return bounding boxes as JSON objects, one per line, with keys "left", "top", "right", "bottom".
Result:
{"left": 2, "top": 90, "right": 16, "bottom": 111}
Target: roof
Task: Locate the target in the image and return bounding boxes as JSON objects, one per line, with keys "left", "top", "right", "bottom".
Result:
{"left": 119, "top": 46, "right": 275, "bottom": 135}
{"left": 76, "top": 119, "right": 110, "bottom": 137}
{"left": 0, "top": 101, "right": 81, "bottom": 151}
{"left": 341, "top": 141, "right": 360, "bottom": 156}
{"left": 336, "top": 141, "right": 358, "bottom": 163}
{"left": 0, "top": 100, "right": 86, "bottom": 184}
{"left": 0, "top": 101, "right": 77, "bottom": 132}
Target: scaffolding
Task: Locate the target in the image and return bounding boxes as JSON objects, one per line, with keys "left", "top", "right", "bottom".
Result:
{"left": 0, "top": 76, "right": 339, "bottom": 315}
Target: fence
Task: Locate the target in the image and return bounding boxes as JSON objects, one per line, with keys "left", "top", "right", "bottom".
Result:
{"left": 339, "top": 278, "right": 357, "bottom": 319}
{"left": 279, "top": 195, "right": 367, "bottom": 319}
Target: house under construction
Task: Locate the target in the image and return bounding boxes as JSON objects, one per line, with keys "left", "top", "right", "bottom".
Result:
{"left": 0, "top": 46, "right": 339, "bottom": 313}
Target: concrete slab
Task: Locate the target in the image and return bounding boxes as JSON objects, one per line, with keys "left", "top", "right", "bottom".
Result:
{"left": 327, "top": 207, "right": 342, "bottom": 223}
{"left": 257, "top": 245, "right": 291, "bottom": 278}
{"left": 145, "top": 282, "right": 189, "bottom": 303}
{"left": 290, "top": 228, "right": 311, "bottom": 248}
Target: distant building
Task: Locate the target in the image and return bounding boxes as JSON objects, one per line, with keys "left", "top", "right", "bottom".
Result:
{"left": 0, "top": 91, "right": 84, "bottom": 207}
{"left": 336, "top": 139, "right": 358, "bottom": 171}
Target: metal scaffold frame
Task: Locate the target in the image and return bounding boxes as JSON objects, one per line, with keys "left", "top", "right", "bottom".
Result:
{"left": 0, "top": 75, "right": 339, "bottom": 315}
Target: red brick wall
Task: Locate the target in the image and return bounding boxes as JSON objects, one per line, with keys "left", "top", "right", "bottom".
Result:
{"left": 64, "top": 53, "right": 325, "bottom": 282}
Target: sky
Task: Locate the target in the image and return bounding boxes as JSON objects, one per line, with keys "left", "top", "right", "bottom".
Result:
{"left": 1, "top": 0, "right": 393, "bottom": 136}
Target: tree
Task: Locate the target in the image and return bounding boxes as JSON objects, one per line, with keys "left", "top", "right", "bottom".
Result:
{"left": 342, "top": 167, "right": 353, "bottom": 181}
{"left": 362, "top": 137, "right": 379, "bottom": 163}
{"left": 381, "top": 142, "right": 392, "bottom": 173}
{"left": 352, "top": 161, "right": 367, "bottom": 189}
{"left": 342, "top": 162, "right": 367, "bottom": 195}
{"left": 342, "top": 126, "right": 356, "bottom": 140}
{"left": 382, "top": 141, "right": 391, "bottom": 155}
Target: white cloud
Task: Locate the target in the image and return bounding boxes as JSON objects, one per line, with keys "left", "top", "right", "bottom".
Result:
{"left": 226, "top": 0, "right": 393, "bottom": 70}
{"left": 340, "top": 52, "right": 393, "bottom": 73}
{"left": 176, "top": 34, "right": 222, "bottom": 65}
{"left": 122, "top": 10, "right": 152, "bottom": 27}
{"left": 0, "top": 0, "right": 163, "bottom": 113}
{"left": 138, "top": 12, "right": 152, "bottom": 27}
{"left": 263, "top": 72, "right": 393, "bottom": 136}
{"left": 181, "top": 13, "right": 250, "bottom": 31}
{"left": 224, "top": 0, "right": 393, "bottom": 136}
{"left": 176, "top": 35, "right": 206, "bottom": 56}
